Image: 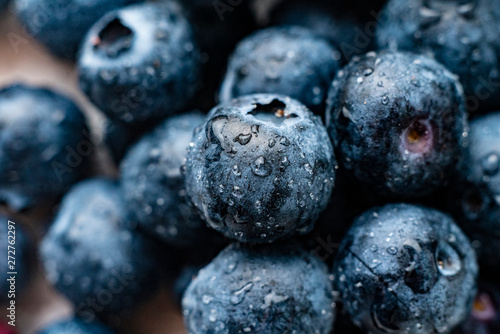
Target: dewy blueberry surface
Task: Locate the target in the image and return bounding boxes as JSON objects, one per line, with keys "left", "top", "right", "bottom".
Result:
{"left": 219, "top": 26, "right": 340, "bottom": 115}
{"left": 184, "top": 94, "right": 336, "bottom": 243}
{"left": 333, "top": 204, "right": 478, "bottom": 334}
{"left": 78, "top": 2, "right": 201, "bottom": 124}
{"left": 121, "top": 112, "right": 225, "bottom": 248}
{"left": 448, "top": 111, "right": 500, "bottom": 268}
{"left": 182, "top": 242, "right": 335, "bottom": 334}
{"left": 326, "top": 50, "right": 468, "bottom": 198}
{"left": 0, "top": 84, "right": 88, "bottom": 211}
{"left": 15, "top": 0, "right": 142, "bottom": 59}
{"left": 377, "top": 0, "right": 500, "bottom": 112}
{"left": 40, "top": 178, "right": 161, "bottom": 320}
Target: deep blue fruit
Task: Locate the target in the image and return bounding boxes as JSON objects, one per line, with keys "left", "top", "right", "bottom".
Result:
{"left": 40, "top": 178, "right": 161, "bottom": 321}
{"left": 219, "top": 26, "right": 341, "bottom": 115}
{"left": 121, "top": 112, "right": 224, "bottom": 247}
{"left": 185, "top": 94, "right": 336, "bottom": 243}
{"left": 333, "top": 204, "right": 478, "bottom": 334}
{"left": 376, "top": 0, "right": 500, "bottom": 112}
{"left": 0, "top": 215, "right": 32, "bottom": 304}
{"left": 453, "top": 280, "right": 500, "bottom": 334}
{"left": 0, "top": 84, "right": 88, "bottom": 211}
{"left": 270, "top": 0, "right": 373, "bottom": 63}
{"left": 326, "top": 50, "right": 468, "bottom": 198}
{"left": 448, "top": 112, "right": 500, "bottom": 269}
{"left": 78, "top": 2, "right": 201, "bottom": 124}
{"left": 182, "top": 242, "right": 335, "bottom": 334}
{"left": 15, "top": 0, "right": 141, "bottom": 60}
{"left": 37, "top": 317, "right": 114, "bottom": 334}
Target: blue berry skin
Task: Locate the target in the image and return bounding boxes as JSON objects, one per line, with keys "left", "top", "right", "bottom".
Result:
{"left": 182, "top": 242, "right": 335, "bottom": 334}
{"left": 449, "top": 112, "right": 500, "bottom": 269}
{"left": 37, "top": 317, "right": 114, "bottom": 334}
{"left": 121, "top": 112, "right": 224, "bottom": 247}
{"left": 40, "top": 178, "right": 161, "bottom": 321}
{"left": 0, "top": 215, "right": 32, "bottom": 304}
{"left": 376, "top": 0, "right": 500, "bottom": 113}
{"left": 270, "top": 0, "right": 373, "bottom": 64}
{"left": 78, "top": 2, "right": 201, "bottom": 124}
{"left": 185, "top": 94, "right": 336, "bottom": 243}
{"left": 453, "top": 280, "right": 500, "bottom": 334}
{"left": 219, "top": 26, "right": 341, "bottom": 115}
{"left": 326, "top": 51, "right": 468, "bottom": 199}
{"left": 14, "top": 0, "right": 141, "bottom": 60}
{"left": 333, "top": 204, "right": 478, "bottom": 334}
{"left": 0, "top": 85, "right": 88, "bottom": 211}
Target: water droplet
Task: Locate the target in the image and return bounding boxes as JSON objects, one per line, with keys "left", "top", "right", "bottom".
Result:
{"left": 208, "top": 308, "right": 217, "bottom": 322}
{"left": 382, "top": 96, "right": 389, "bottom": 105}
{"left": 252, "top": 156, "right": 272, "bottom": 177}
{"left": 387, "top": 246, "right": 398, "bottom": 255}
{"left": 232, "top": 164, "right": 242, "bottom": 176}
{"left": 304, "top": 163, "right": 314, "bottom": 175}
{"left": 357, "top": 77, "right": 364, "bottom": 84}
{"left": 268, "top": 138, "right": 276, "bottom": 148}
{"left": 436, "top": 243, "right": 462, "bottom": 276}
{"left": 363, "top": 68, "right": 374, "bottom": 76}
{"left": 232, "top": 186, "right": 243, "bottom": 198}
{"left": 377, "top": 81, "right": 384, "bottom": 87}
{"left": 279, "top": 136, "right": 290, "bottom": 146}
{"left": 370, "top": 245, "right": 378, "bottom": 252}
{"left": 234, "top": 133, "right": 252, "bottom": 145}
{"left": 251, "top": 124, "right": 259, "bottom": 134}
{"left": 481, "top": 153, "right": 499, "bottom": 176}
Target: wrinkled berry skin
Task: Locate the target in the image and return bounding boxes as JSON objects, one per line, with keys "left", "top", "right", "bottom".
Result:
{"left": 37, "top": 317, "right": 114, "bottom": 334}
{"left": 40, "top": 178, "right": 160, "bottom": 320}
{"left": 270, "top": 0, "right": 373, "bottom": 64}
{"left": 453, "top": 280, "right": 500, "bottom": 334}
{"left": 0, "top": 215, "right": 32, "bottom": 304}
{"left": 326, "top": 51, "right": 467, "bottom": 198}
{"left": 219, "top": 27, "right": 340, "bottom": 115}
{"left": 333, "top": 204, "right": 478, "bottom": 334}
{"left": 121, "top": 112, "right": 223, "bottom": 247}
{"left": 0, "top": 85, "right": 88, "bottom": 211}
{"left": 185, "top": 94, "right": 336, "bottom": 243}
{"left": 182, "top": 242, "right": 335, "bottom": 334}
{"left": 376, "top": 0, "right": 500, "bottom": 112}
{"left": 15, "top": 0, "right": 141, "bottom": 60}
{"left": 78, "top": 2, "right": 201, "bottom": 124}
{"left": 449, "top": 112, "right": 500, "bottom": 269}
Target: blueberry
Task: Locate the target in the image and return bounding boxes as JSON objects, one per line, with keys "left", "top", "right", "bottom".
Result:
{"left": 453, "top": 280, "right": 500, "bottom": 334}
{"left": 333, "top": 204, "right": 478, "bottom": 334}
{"left": 0, "top": 215, "right": 33, "bottom": 304}
{"left": 448, "top": 112, "right": 500, "bottom": 268}
{"left": 40, "top": 178, "right": 161, "bottom": 321}
{"left": 219, "top": 26, "right": 341, "bottom": 115}
{"left": 78, "top": 2, "right": 201, "bottom": 124}
{"left": 121, "top": 112, "right": 224, "bottom": 247}
{"left": 185, "top": 94, "right": 336, "bottom": 243}
{"left": 270, "top": 0, "right": 373, "bottom": 63}
{"left": 14, "top": 0, "right": 141, "bottom": 60}
{"left": 376, "top": 0, "right": 500, "bottom": 112}
{"left": 182, "top": 242, "right": 335, "bottom": 334}
{"left": 0, "top": 84, "right": 89, "bottom": 211}
{"left": 326, "top": 51, "right": 468, "bottom": 198}
{"left": 37, "top": 317, "right": 114, "bottom": 334}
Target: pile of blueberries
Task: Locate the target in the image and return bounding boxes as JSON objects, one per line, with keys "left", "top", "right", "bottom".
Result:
{"left": 1, "top": 0, "right": 500, "bottom": 333}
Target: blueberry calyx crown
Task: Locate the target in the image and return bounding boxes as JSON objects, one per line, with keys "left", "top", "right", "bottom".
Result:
{"left": 92, "top": 17, "right": 133, "bottom": 58}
